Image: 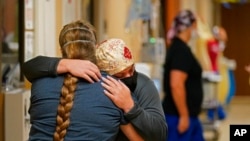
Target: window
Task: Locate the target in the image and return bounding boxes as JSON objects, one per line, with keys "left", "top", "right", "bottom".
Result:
{"left": 1, "top": 0, "right": 24, "bottom": 92}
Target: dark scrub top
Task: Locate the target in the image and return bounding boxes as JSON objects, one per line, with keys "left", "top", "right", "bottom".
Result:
{"left": 162, "top": 37, "right": 203, "bottom": 117}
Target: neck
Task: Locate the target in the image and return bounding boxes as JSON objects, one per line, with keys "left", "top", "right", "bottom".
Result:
{"left": 177, "top": 30, "right": 190, "bottom": 44}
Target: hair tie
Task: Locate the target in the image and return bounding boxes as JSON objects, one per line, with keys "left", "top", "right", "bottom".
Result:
{"left": 63, "top": 40, "right": 95, "bottom": 48}
{"left": 61, "top": 27, "right": 93, "bottom": 37}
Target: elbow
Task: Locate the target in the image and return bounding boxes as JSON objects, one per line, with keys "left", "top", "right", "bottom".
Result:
{"left": 148, "top": 119, "right": 167, "bottom": 141}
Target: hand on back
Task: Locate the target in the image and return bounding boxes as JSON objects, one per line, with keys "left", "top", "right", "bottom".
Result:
{"left": 101, "top": 76, "right": 134, "bottom": 113}
{"left": 59, "top": 59, "right": 101, "bottom": 83}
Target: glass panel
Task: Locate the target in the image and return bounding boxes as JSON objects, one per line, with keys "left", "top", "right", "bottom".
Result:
{"left": 1, "top": 0, "right": 23, "bottom": 92}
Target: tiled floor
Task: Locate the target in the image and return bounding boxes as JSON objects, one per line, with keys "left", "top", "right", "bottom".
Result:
{"left": 203, "top": 96, "right": 250, "bottom": 141}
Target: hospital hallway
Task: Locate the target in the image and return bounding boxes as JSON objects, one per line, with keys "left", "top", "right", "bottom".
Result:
{"left": 204, "top": 96, "right": 250, "bottom": 141}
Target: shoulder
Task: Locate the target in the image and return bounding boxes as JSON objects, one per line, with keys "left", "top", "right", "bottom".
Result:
{"left": 137, "top": 72, "right": 151, "bottom": 81}
{"left": 134, "top": 72, "right": 160, "bottom": 100}
{"left": 100, "top": 71, "right": 108, "bottom": 77}
{"left": 136, "top": 72, "right": 157, "bottom": 90}
{"left": 169, "top": 40, "right": 192, "bottom": 59}
{"left": 32, "top": 76, "right": 64, "bottom": 89}
{"left": 171, "top": 37, "right": 189, "bottom": 49}
{"left": 33, "top": 76, "right": 63, "bottom": 83}
{"left": 100, "top": 71, "right": 117, "bottom": 80}
{"left": 137, "top": 72, "right": 154, "bottom": 87}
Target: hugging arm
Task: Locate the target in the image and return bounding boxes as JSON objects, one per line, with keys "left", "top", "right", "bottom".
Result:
{"left": 123, "top": 79, "right": 167, "bottom": 141}
{"left": 101, "top": 75, "right": 167, "bottom": 141}
{"left": 22, "top": 56, "right": 60, "bottom": 82}
{"left": 22, "top": 56, "right": 101, "bottom": 83}
{"left": 102, "top": 76, "right": 144, "bottom": 140}
{"left": 120, "top": 124, "right": 144, "bottom": 141}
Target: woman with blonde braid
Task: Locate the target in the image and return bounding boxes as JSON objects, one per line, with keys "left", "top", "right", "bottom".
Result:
{"left": 28, "top": 20, "right": 143, "bottom": 141}
{"left": 52, "top": 20, "right": 98, "bottom": 141}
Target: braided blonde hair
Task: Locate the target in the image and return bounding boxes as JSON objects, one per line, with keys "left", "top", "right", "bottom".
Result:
{"left": 53, "top": 20, "right": 97, "bottom": 141}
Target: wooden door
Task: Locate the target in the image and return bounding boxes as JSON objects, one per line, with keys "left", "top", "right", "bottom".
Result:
{"left": 221, "top": 3, "right": 250, "bottom": 96}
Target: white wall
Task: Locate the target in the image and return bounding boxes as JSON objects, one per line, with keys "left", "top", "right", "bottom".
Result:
{"left": 62, "top": 0, "right": 82, "bottom": 25}
{"left": 32, "top": 0, "right": 84, "bottom": 58}
{"left": 34, "top": 0, "right": 56, "bottom": 57}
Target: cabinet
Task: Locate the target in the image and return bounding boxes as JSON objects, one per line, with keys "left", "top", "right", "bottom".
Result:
{"left": 4, "top": 90, "right": 31, "bottom": 141}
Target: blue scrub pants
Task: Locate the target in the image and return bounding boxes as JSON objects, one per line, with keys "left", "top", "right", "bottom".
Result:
{"left": 165, "top": 114, "right": 205, "bottom": 141}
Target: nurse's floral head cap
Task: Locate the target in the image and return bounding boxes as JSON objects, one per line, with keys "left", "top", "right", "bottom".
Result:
{"left": 96, "top": 38, "right": 134, "bottom": 75}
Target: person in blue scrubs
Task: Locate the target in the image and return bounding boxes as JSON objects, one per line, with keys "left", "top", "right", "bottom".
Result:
{"left": 162, "top": 9, "right": 205, "bottom": 141}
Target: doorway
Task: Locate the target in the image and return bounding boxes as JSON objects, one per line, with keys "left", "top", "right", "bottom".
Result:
{"left": 221, "top": 3, "right": 250, "bottom": 96}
